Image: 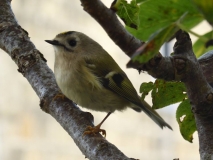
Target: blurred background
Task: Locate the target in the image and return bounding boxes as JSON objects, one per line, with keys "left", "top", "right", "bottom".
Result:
{"left": 0, "top": 0, "right": 211, "bottom": 159}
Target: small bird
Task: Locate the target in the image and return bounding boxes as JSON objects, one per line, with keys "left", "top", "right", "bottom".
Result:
{"left": 45, "top": 31, "right": 172, "bottom": 136}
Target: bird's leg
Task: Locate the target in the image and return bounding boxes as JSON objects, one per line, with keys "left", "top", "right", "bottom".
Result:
{"left": 83, "top": 112, "right": 112, "bottom": 137}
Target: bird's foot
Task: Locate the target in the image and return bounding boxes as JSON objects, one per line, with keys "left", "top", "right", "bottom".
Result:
{"left": 83, "top": 112, "right": 111, "bottom": 137}
{"left": 83, "top": 124, "right": 106, "bottom": 137}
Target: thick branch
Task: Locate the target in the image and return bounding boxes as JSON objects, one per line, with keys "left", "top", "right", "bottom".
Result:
{"left": 173, "top": 30, "right": 213, "bottom": 160}
{"left": 0, "top": 0, "right": 131, "bottom": 159}
{"left": 80, "top": 0, "right": 142, "bottom": 56}
{"left": 198, "top": 51, "right": 213, "bottom": 86}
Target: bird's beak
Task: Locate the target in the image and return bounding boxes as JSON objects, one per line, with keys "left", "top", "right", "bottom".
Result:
{"left": 45, "top": 40, "right": 60, "bottom": 46}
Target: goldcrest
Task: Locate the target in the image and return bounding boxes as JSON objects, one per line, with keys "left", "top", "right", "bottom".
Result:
{"left": 45, "top": 31, "right": 172, "bottom": 135}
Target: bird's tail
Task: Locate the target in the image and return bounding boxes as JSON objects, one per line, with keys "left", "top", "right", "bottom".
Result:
{"left": 137, "top": 100, "right": 172, "bottom": 130}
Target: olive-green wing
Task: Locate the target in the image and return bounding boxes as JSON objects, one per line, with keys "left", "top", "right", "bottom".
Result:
{"left": 103, "top": 72, "right": 142, "bottom": 107}
{"left": 85, "top": 57, "right": 172, "bottom": 130}
{"left": 84, "top": 57, "right": 142, "bottom": 107}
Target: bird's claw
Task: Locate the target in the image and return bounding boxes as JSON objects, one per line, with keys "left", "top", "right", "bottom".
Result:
{"left": 83, "top": 125, "right": 106, "bottom": 137}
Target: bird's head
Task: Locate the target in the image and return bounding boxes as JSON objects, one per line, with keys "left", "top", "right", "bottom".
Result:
{"left": 45, "top": 31, "right": 102, "bottom": 58}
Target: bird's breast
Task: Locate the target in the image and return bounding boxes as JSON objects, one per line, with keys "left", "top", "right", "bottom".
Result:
{"left": 54, "top": 62, "right": 128, "bottom": 112}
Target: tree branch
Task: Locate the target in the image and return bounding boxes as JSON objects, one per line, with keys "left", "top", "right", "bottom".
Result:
{"left": 173, "top": 30, "right": 213, "bottom": 160}
{"left": 0, "top": 0, "right": 132, "bottom": 159}
{"left": 80, "top": 0, "right": 143, "bottom": 56}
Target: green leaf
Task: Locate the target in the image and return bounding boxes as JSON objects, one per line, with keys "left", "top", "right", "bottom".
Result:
{"left": 113, "top": 0, "right": 139, "bottom": 29}
{"left": 118, "top": 0, "right": 203, "bottom": 41}
{"left": 140, "top": 82, "right": 154, "bottom": 100}
{"left": 193, "top": 31, "right": 213, "bottom": 57}
{"left": 116, "top": 0, "right": 203, "bottom": 63}
{"left": 136, "top": 0, "right": 147, "bottom": 3}
{"left": 176, "top": 99, "right": 196, "bottom": 143}
{"left": 191, "top": 0, "right": 213, "bottom": 25}
{"left": 132, "top": 24, "right": 179, "bottom": 63}
{"left": 151, "top": 79, "right": 187, "bottom": 109}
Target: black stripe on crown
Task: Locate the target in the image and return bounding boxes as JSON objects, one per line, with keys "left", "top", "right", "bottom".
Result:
{"left": 57, "top": 31, "right": 75, "bottom": 37}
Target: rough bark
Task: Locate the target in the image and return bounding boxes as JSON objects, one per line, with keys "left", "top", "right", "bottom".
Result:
{"left": 0, "top": 0, "right": 131, "bottom": 159}
{"left": 173, "top": 31, "right": 213, "bottom": 160}
{"left": 80, "top": 0, "right": 143, "bottom": 56}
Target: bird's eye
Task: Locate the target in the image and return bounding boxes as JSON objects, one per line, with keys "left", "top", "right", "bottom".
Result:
{"left": 68, "top": 39, "right": 77, "bottom": 47}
